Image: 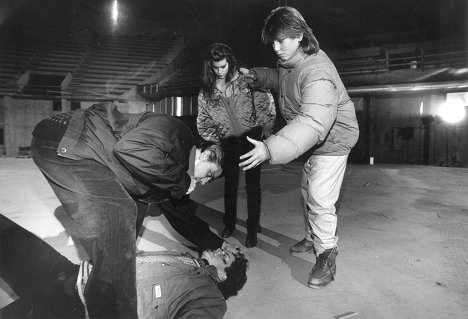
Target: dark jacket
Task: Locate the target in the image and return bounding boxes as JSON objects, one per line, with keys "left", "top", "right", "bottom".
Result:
{"left": 57, "top": 102, "right": 193, "bottom": 198}
{"left": 136, "top": 252, "right": 226, "bottom": 319}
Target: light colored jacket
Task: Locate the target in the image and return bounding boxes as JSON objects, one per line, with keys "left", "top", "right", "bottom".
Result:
{"left": 252, "top": 50, "right": 359, "bottom": 164}
{"left": 197, "top": 71, "right": 276, "bottom": 142}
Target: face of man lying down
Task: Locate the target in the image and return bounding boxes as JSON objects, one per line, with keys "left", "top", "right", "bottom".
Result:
{"left": 201, "top": 248, "right": 236, "bottom": 281}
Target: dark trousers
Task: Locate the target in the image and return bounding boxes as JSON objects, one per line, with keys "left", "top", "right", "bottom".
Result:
{"left": 221, "top": 128, "right": 262, "bottom": 231}
{"left": 135, "top": 195, "right": 224, "bottom": 254}
{"left": 0, "top": 214, "right": 84, "bottom": 318}
{"left": 30, "top": 137, "right": 137, "bottom": 319}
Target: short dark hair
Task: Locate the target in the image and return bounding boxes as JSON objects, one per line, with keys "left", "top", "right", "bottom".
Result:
{"left": 201, "top": 42, "right": 238, "bottom": 96}
{"left": 217, "top": 252, "right": 249, "bottom": 300}
{"left": 261, "top": 6, "right": 319, "bottom": 55}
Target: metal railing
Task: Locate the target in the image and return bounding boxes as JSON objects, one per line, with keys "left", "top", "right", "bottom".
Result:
{"left": 336, "top": 48, "right": 467, "bottom": 74}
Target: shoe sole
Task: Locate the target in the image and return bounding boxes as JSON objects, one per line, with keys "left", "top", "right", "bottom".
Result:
{"left": 307, "top": 281, "right": 332, "bottom": 289}
{"left": 307, "top": 263, "right": 336, "bottom": 289}
{"left": 289, "top": 248, "right": 315, "bottom": 254}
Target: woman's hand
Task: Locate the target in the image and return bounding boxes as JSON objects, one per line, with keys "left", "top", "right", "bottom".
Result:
{"left": 239, "top": 136, "right": 270, "bottom": 171}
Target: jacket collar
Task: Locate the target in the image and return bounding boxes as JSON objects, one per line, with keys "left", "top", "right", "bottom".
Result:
{"left": 213, "top": 71, "right": 241, "bottom": 96}
{"left": 277, "top": 48, "right": 308, "bottom": 69}
{"left": 201, "top": 264, "right": 223, "bottom": 283}
{"left": 195, "top": 258, "right": 223, "bottom": 283}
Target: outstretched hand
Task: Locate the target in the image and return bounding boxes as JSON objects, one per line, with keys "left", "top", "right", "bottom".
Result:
{"left": 239, "top": 68, "right": 258, "bottom": 85}
{"left": 239, "top": 67, "right": 250, "bottom": 75}
{"left": 239, "top": 136, "right": 269, "bottom": 171}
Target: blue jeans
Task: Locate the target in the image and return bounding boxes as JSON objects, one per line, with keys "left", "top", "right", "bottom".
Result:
{"left": 31, "top": 137, "right": 138, "bottom": 319}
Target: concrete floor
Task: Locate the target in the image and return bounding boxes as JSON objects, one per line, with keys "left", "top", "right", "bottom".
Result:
{"left": 1, "top": 157, "right": 467, "bottom": 319}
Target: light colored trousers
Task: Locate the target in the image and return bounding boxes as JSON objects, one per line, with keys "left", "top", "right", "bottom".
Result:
{"left": 301, "top": 154, "right": 348, "bottom": 255}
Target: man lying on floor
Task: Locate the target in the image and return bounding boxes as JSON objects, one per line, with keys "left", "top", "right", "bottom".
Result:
{"left": 0, "top": 214, "right": 249, "bottom": 319}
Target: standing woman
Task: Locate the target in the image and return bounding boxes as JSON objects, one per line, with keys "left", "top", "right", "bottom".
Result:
{"left": 239, "top": 7, "right": 359, "bottom": 288}
{"left": 197, "top": 43, "right": 276, "bottom": 248}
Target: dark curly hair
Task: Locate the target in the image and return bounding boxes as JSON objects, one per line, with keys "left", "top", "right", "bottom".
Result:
{"left": 216, "top": 252, "right": 249, "bottom": 300}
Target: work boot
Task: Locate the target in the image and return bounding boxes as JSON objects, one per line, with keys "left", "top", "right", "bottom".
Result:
{"left": 289, "top": 238, "right": 315, "bottom": 253}
{"left": 307, "top": 247, "right": 338, "bottom": 289}
{"left": 245, "top": 224, "right": 262, "bottom": 248}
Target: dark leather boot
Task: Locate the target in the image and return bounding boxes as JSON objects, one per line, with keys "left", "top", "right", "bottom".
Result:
{"left": 307, "top": 247, "right": 338, "bottom": 289}
{"left": 289, "top": 238, "right": 315, "bottom": 253}
{"left": 245, "top": 223, "right": 262, "bottom": 248}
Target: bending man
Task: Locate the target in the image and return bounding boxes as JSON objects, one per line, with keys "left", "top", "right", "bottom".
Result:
{"left": 30, "top": 102, "right": 228, "bottom": 318}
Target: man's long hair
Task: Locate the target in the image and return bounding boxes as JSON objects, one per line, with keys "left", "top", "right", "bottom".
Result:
{"left": 261, "top": 6, "right": 319, "bottom": 55}
{"left": 217, "top": 252, "right": 249, "bottom": 300}
{"left": 201, "top": 42, "right": 238, "bottom": 97}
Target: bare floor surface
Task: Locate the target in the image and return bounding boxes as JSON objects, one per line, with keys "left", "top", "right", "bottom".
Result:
{"left": 1, "top": 158, "right": 467, "bottom": 319}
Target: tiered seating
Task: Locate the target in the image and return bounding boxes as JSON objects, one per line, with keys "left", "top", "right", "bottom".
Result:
{"left": 158, "top": 62, "right": 201, "bottom": 95}
{"left": 69, "top": 35, "right": 182, "bottom": 97}
{"left": 0, "top": 34, "right": 185, "bottom": 99}
{"left": 34, "top": 39, "right": 87, "bottom": 75}
{"left": 0, "top": 43, "right": 40, "bottom": 94}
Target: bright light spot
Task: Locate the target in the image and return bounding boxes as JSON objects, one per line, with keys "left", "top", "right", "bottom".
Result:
{"left": 175, "top": 97, "right": 183, "bottom": 116}
{"left": 419, "top": 101, "right": 424, "bottom": 115}
{"left": 111, "top": 0, "right": 119, "bottom": 24}
{"left": 438, "top": 93, "right": 467, "bottom": 124}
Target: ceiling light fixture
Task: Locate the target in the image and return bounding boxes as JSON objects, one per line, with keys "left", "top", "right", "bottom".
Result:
{"left": 111, "top": 0, "right": 119, "bottom": 25}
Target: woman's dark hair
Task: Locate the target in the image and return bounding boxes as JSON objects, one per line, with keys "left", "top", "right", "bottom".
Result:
{"left": 217, "top": 252, "right": 249, "bottom": 300}
{"left": 196, "top": 138, "right": 224, "bottom": 168}
{"left": 261, "top": 6, "right": 319, "bottom": 55}
{"left": 201, "top": 42, "right": 238, "bottom": 96}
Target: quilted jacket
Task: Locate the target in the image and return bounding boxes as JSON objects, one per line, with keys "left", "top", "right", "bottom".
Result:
{"left": 197, "top": 71, "right": 276, "bottom": 142}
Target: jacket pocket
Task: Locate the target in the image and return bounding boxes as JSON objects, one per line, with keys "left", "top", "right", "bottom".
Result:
{"left": 137, "top": 281, "right": 169, "bottom": 319}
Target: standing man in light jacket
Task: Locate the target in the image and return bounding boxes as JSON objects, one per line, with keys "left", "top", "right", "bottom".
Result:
{"left": 30, "top": 102, "right": 232, "bottom": 318}
{"left": 240, "top": 6, "right": 359, "bottom": 289}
